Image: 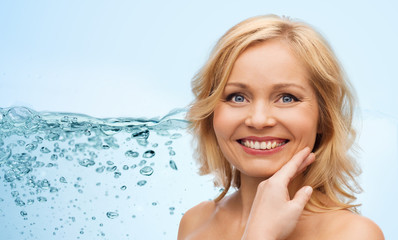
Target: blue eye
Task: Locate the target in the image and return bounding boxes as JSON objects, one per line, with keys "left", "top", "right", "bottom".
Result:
{"left": 233, "top": 95, "right": 245, "bottom": 102}
{"left": 225, "top": 93, "right": 246, "bottom": 103}
{"left": 280, "top": 94, "right": 298, "bottom": 103}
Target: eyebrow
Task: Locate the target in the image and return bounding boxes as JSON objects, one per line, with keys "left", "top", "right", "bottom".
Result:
{"left": 225, "top": 82, "right": 307, "bottom": 91}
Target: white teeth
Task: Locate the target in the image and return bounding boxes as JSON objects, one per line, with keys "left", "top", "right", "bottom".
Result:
{"left": 254, "top": 141, "right": 260, "bottom": 149}
{"left": 241, "top": 140, "right": 286, "bottom": 150}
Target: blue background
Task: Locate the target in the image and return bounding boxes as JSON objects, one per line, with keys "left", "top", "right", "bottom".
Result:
{"left": 0, "top": 0, "right": 397, "bottom": 239}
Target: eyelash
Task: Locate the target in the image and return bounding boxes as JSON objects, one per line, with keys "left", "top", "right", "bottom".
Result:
{"left": 278, "top": 93, "right": 300, "bottom": 103}
{"left": 225, "top": 93, "right": 246, "bottom": 103}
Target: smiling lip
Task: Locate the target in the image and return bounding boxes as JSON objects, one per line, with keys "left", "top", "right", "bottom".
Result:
{"left": 237, "top": 136, "right": 288, "bottom": 155}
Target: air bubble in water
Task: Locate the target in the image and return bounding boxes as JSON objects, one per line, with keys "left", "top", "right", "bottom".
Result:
{"left": 59, "top": 177, "right": 67, "bottom": 183}
{"left": 143, "top": 150, "right": 155, "bottom": 158}
{"left": 20, "top": 211, "right": 28, "bottom": 217}
{"left": 170, "top": 133, "right": 182, "bottom": 139}
{"left": 40, "top": 147, "right": 51, "bottom": 154}
{"left": 139, "top": 166, "right": 153, "bottom": 176}
{"left": 106, "top": 212, "right": 119, "bottom": 219}
{"left": 96, "top": 166, "right": 105, "bottom": 173}
{"left": 137, "top": 180, "right": 147, "bottom": 186}
{"left": 78, "top": 158, "right": 95, "bottom": 167}
{"left": 138, "top": 160, "right": 146, "bottom": 166}
{"left": 124, "top": 150, "right": 139, "bottom": 158}
{"left": 169, "top": 160, "right": 178, "bottom": 170}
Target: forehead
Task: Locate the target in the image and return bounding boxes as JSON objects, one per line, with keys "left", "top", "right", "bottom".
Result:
{"left": 226, "top": 39, "right": 311, "bottom": 89}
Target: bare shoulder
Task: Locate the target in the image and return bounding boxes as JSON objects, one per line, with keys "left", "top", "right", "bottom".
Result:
{"left": 322, "top": 210, "right": 384, "bottom": 240}
{"left": 177, "top": 200, "right": 216, "bottom": 240}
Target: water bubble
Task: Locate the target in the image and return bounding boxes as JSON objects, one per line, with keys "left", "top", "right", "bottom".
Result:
{"left": 40, "top": 147, "right": 51, "bottom": 154}
{"left": 15, "top": 197, "right": 25, "bottom": 206}
{"left": 138, "top": 160, "right": 146, "bottom": 166}
{"left": 156, "top": 130, "right": 170, "bottom": 136}
{"left": 46, "top": 163, "right": 56, "bottom": 167}
{"left": 106, "top": 212, "right": 119, "bottom": 219}
{"left": 20, "top": 211, "right": 28, "bottom": 217}
{"left": 25, "top": 142, "right": 38, "bottom": 152}
{"left": 107, "top": 166, "right": 117, "bottom": 172}
{"left": 101, "top": 126, "right": 121, "bottom": 136}
{"left": 169, "top": 160, "right": 178, "bottom": 170}
{"left": 59, "top": 177, "right": 67, "bottom": 183}
{"left": 113, "top": 172, "right": 121, "bottom": 178}
{"left": 51, "top": 154, "right": 58, "bottom": 161}
{"left": 0, "top": 147, "right": 11, "bottom": 161}
{"left": 37, "top": 179, "right": 50, "bottom": 189}
{"left": 164, "top": 140, "right": 173, "bottom": 146}
{"left": 78, "top": 158, "right": 95, "bottom": 167}
{"left": 6, "top": 107, "right": 33, "bottom": 124}
{"left": 170, "top": 133, "right": 182, "bottom": 139}
{"left": 137, "top": 180, "right": 147, "bottom": 186}
{"left": 131, "top": 129, "right": 149, "bottom": 139}
{"left": 35, "top": 136, "right": 43, "bottom": 143}
{"left": 11, "top": 191, "right": 19, "bottom": 197}
{"left": 169, "top": 150, "right": 176, "bottom": 156}
{"left": 139, "top": 166, "right": 154, "bottom": 176}
{"left": 143, "top": 150, "right": 155, "bottom": 158}
{"left": 95, "top": 166, "right": 105, "bottom": 173}
{"left": 37, "top": 196, "right": 47, "bottom": 202}
{"left": 122, "top": 165, "right": 129, "bottom": 170}
{"left": 104, "top": 137, "right": 119, "bottom": 149}
{"left": 125, "top": 150, "right": 139, "bottom": 158}
{"left": 106, "top": 160, "right": 114, "bottom": 165}
{"left": 120, "top": 185, "right": 127, "bottom": 191}
{"left": 47, "top": 132, "right": 60, "bottom": 141}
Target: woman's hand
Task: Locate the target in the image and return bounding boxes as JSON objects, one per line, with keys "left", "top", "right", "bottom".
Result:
{"left": 241, "top": 147, "right": 315, "bottom": 240}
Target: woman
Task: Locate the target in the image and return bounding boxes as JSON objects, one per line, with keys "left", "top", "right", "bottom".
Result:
{"left": 178, "top": 15, "right": 384, "bottom": 239}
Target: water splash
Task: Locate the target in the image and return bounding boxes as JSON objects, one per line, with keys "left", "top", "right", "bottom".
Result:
{"left": 0, "top": 106, "right": 206, "bottom": 239}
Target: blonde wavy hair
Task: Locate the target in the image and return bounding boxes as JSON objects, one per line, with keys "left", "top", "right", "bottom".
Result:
{"left": 187, "top": 15, "right": 361, "bottom": 211}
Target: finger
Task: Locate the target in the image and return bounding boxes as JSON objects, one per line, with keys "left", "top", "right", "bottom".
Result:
{"left": 294, "top": 152, "right": 315, "bottom": 178}
{"left": 273, "top": 147, "right": 311, "bottom": 185}
{"left": 290, "top": 186, "right": 313, "bottom": 210}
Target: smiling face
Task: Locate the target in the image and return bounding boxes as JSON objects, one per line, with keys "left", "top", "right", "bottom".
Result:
{"left": 212, "top": 39, "right": 319, "bottom": 178}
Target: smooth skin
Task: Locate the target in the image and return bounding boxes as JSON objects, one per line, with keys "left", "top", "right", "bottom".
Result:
{"left": 178, "top": 40, "right": 384, "bottom": 239}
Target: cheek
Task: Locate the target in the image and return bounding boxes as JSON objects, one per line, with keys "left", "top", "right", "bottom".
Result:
{"left": 212, "top": 104, "right": 240, "bottom": 139}
{"left": 280, "top": 106, "right": 319, "bottom": 140}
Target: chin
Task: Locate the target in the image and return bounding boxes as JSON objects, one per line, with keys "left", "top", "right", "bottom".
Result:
{"left": 238, "top": 165, "right": 281, "bottom": 179}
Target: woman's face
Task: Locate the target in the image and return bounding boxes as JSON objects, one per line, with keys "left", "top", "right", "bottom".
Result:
{"left": 213, "top": 39, "right": 319, "bottom": 178}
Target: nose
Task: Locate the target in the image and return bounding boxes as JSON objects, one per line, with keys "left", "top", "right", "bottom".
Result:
{"left": 244, "top": 103, "right": 276, "bottom": 129}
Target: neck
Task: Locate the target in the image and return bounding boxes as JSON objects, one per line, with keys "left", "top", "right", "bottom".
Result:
{"left": 232, "top": 172, "right": 306, "bottom": 221}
